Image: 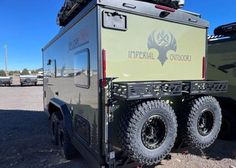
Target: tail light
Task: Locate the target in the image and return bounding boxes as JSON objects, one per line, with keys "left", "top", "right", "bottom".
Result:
{"left": 102, "top": 49, "right": 107, "bottom": 87}
{"left": 202, "top": 57, "right": 206, "bottom": 79}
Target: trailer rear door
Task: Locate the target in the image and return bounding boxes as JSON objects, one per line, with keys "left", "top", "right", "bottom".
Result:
{"left": 101, "top": 8, "right": 207, "bottom": 82}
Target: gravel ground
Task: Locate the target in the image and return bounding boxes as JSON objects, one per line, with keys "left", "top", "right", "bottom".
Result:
{"left": 0, "top": 85, "right": 236, "bottom": 168}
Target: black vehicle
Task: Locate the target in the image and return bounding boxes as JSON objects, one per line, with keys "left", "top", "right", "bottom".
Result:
{"left": 208, "top": 23, "right": 236, "bottom": 140}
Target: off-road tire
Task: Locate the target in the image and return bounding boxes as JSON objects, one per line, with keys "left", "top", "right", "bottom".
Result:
{"left": 181, "top": 96, "right": 222, "bottom": 149}
{"left": 50, "top": 113, "right": 59, "bottom": 145}
{"left": 119, "top": 100, "right": 177, "bottom": 166}
{"left": 58, "top": 120, "right": 78, "bottom": 160}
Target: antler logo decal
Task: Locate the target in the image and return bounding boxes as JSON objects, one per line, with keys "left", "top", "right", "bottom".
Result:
{"left": 148, "top": 31, "right": 177, "bottom": 65}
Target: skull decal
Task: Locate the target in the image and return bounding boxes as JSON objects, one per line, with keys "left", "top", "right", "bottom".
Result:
{"left": 148, "top": 31, "right": 177, "bottom": 65}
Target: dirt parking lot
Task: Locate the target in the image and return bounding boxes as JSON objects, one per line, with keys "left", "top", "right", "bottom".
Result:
{"left": 0, "top": 86, "right": 236, "bottom": 168}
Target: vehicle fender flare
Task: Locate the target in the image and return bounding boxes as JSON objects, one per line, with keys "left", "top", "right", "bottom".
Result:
{"left": 215, "top": 97, "right": 236, "bottom": 108}
{"left": 49, "top": 98, "right": 73, "bottom": 137}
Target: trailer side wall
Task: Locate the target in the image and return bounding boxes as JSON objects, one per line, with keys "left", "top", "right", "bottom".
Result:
{"left": 43, "top": 7, "right": 102, "bottom": 161}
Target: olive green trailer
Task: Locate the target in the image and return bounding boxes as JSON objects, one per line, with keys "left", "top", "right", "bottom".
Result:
{"left": 43, "top": 0, "right": 227, "bottom": 167}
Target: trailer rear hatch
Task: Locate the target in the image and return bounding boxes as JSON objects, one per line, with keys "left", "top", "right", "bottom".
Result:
{"left": 101, "top": 7, "right": 208, "bottom": 82}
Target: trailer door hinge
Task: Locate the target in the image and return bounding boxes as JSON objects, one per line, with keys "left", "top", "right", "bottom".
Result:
{"left": 102, "top": 11, "right": 127, "bottom": 31}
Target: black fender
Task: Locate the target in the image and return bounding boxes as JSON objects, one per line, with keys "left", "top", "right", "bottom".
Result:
{"left": 49, "top": 98, "right": 73, "bottom": 137}
{"left": 215, "top": 97, "right": 236, "bottom": 109}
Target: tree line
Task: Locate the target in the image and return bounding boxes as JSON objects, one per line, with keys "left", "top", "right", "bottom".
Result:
{"left": 0, "top": 69, "right": 40, "bottom": 76}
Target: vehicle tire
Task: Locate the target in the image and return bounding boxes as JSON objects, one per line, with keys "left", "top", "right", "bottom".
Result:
{"left": 50, "top": 113, "right": 59, "bottom": 145}
{"left": 181, "top": 96, "right": 222, "bottom": 149}
{"left": 219, "top": 108, "right": 236, "bottom": 140}
{"left": 119, "top": 100, "right": 177, "bottom": 166}
{"left": 58, "top": 120, "right": 78, "bottom": 160}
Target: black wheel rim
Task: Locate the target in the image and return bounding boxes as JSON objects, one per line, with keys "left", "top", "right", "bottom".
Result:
{"left": 141, "top": 115, "right": 166, "bottom": 150}
{"left": 197, "top": 110, "right": 214, "bottom": 136}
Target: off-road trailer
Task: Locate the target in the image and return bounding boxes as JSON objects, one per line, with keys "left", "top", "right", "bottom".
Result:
{"left": 43, "top": 0, "right": 228, "bottom": 167}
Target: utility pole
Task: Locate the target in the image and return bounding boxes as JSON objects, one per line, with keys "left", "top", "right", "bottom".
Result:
{"left": 4, "top": 44, "right": 8, "bottom": 76}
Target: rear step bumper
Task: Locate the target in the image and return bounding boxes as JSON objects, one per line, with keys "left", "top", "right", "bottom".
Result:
{"left": 112, "top": 80, "right": 228, "bottom": 101}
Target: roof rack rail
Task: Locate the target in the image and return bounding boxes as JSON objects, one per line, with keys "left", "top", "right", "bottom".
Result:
{"left": 57, "top": 0, "right": 185, "bottom": 27}
{"left": 57, "top": 0, "right": 92, "bottom": 27}
{"left": 136, "top": 0, "right": 184, "bottom": 9}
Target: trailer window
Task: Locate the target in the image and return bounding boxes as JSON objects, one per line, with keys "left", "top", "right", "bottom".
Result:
{"left": 74, "top": 49, "right": 90, "bottom": 88}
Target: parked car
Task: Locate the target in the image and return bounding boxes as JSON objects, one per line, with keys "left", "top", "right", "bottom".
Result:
{"left": 0, "top": 76, "right": 12, "bottom": 86}
{"left": 20, "top": 75, "right": 38, "bottom": 86}
{"left": 37, "top": 71, "right": 44, "bottom": 79}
